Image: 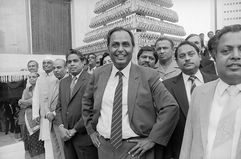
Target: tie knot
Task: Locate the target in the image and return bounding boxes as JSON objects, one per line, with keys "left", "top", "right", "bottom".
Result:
{"left": 116, "top": 71, "right": 123, "bottom": 78}
{"left": 227, "top": 85, "right": 240, "bottom": 96}
{"left": 189, "top": 75, "right": 197, "bottom": 82}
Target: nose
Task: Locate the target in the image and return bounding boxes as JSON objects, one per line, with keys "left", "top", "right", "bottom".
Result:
{"left": 144, "top": 57, "right": 151, "bottom": 62}
{"left": 118, "top": 45, "right": 124, "bottom": 52}
{"left": 231, "top": 48, "right": 241, "bottom": 60}
{"left": 185, "top": 55, "right": 191, "bottom": 61}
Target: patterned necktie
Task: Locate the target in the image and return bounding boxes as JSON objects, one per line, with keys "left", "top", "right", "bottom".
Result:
{"left": 110, "top": 71, "right": 123, "bottom": 149}
{"left": 189, "top": 75, "right": 197, "bottom": 94}
{"left": 211, "top": 85, "right": 239, "bottom": 159}
{"left": 70, "top": 76, "right": 77, "bottom": 97}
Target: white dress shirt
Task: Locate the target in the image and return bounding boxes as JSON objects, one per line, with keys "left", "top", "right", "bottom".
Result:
{"left": 182, "top": 70, "right": 204, "bottom": 103}
{"left": 206, "top": 80, "right": 241, "bottom": 159}
{"left": 97, "top": 62, "right": 138, "bottom": 139}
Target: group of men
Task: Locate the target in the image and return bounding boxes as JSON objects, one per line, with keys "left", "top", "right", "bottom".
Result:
{"left": 20, "top": 23, "right": 241, "bottom": 159}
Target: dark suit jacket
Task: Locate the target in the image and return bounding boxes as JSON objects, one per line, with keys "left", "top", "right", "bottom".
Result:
{"left": 82, "top": 63, "right": 179, "bottom": 147}
{"left": 55, "top": 70, "right": 92, "bottom": 146}
{"left": 200, "top": 59, "right": 217, "bottom": 75}
{"left": 163, "top": 72, "right": 218, "bottom": 159}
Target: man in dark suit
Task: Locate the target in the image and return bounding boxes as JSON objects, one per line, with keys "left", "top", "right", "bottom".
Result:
{"left": 163, "top": 41, "right": 218, "bottom": 159}
{"left": 55, "top": 49, "right": 98, "bottom": 159}
{"left": 82, "top": 27, "right": 179, "bottom": 159}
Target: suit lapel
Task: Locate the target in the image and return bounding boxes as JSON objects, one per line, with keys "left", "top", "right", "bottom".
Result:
{"left": 95, "top": 65, "right": 112, "bottom": 110}
{"left": 65, "top": 76, "right": 72, "bottom": 103}
{"left": 200, "top": 79, "right": 219, "bottom": 149}
{"left": 128, "top": 64, "right": 139, "bottom": 121}
{"left": 49, "top": 81, "right": 59, "bottom": 109}
{"left": 69, "top": 71, "right": 88, "bottom": 103}
{"left": 172, "top": 74, "right": 189, "bottom": 117}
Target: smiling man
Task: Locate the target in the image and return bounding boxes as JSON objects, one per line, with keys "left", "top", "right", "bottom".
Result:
{"left": 179, "top": 24, "right": 241, "bottom": 159}
{"left": 163, "top": 41, "right": 217, "bottom": 159}
{"left": 82, "top": 27, "right": 179, "bottom": 159}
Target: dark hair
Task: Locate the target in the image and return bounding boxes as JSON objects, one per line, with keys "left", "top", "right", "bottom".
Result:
{"left": 207, "top": 35, "right": 217, "bottom": 53}
{"left": 107, "top": 27, "right": 135, "bottom": 47}
{"left": 100, "top": 52, "right": 110, "bottom": 66}
{"left": 66, "top": 49, "right": 85, "bottom": 61}
{"left": 88, "top": 53, "right": 97, "bottom": 59}
{"left": 155, "top": 37, "right": 174, "bottom": 49}
{"left": 175, "top": 41, "right": 200, "bottom": 59}
{"left": 185, "top": 34, "right": 199, "bottom": 41}
{"left": 27, "top": 60, "right": 39, "bottom": 68}
{"left": 137, "top": 46, "right": 158, "bottom": 64}
{"left": 213, "top": 24, "right": 241, "bottom": 54}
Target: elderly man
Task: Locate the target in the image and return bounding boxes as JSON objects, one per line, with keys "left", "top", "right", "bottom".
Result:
{"left": 155, "top": 37, "right": 181, "bottom": 80}
{"left": 163, "top": 41, "right": 217, "bottom": 159}
{"left": 137, "top": 46, "right": 158, "bottom": 69}
{"left": 45, "top": 59, "right": 67, "bottom": 159}
{"left": 180, "top": 24, "right": 241, "bottom": 159}
{"left": 32, "top": 58, "right": 56, "bottom": 159}
{"left": 82, "top": 27, "right": 179, "bottom": 159}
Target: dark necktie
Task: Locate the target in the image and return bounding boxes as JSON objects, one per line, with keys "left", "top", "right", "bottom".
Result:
{"left": 70, "top": 76, "right": 77, "bottom": 97}
{"left": 110, "top": 71, "right": 123, "bottom": 149}
{"left": 189, "top": 75, "right": 197, "bottom": 94}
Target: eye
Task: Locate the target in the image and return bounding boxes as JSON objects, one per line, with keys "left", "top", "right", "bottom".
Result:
{"left": 111, "top": 43, "right": 119, "bottom": 48}
{"left": 178, "top": 54, "right": 186, "bottom": 59}
{"left": 220, "top": 48, "right": 231, "bottom": 55}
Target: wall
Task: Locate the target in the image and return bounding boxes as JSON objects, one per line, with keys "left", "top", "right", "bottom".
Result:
{"left": 0, "top": 0, "right": 30, "bottom": 54}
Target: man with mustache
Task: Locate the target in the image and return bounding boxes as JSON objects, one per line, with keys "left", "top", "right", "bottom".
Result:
{"left": 82, "top": 27, "right": 179, "bottom": 159}
{"left": 180, "top": 24, "right": 241, "bottom": 159}
{"left": 163, "top": 41, "right": 217, "bottom": 159}
{"left": 137, "top": 46, "right": 158, "bottom": 69}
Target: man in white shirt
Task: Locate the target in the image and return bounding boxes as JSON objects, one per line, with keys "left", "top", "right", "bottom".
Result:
{"left": 82, "top": 27, "right": 179, "bottom": 159}
{"left": 32, "top": 58, "right": 56, "bottom": 159}
{"left": 179, "top": 24, "right": 241, "bottom": 159}
{"left": 163, "top": 41, "right": 217, "bottom": 159}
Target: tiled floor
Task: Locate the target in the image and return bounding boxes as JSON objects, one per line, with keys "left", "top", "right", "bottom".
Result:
{"left": 0, "top": 132, "right": 30, "bottom": 159}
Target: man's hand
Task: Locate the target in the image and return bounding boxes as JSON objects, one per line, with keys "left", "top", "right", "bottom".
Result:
{"left": 67, "top": 128, "right": 77, "bottom": 138}
{"left": 59, "top": 125, "right": 71, "bottom": 141}
{"left": 90, "top": 132, "right": 101, "bottom": 148}
{"left": 18, "top": 99, "right": 23, "bottom": 106}
{"left": 128, "top": 138, "right": 155, "bottom": 158}
{"left": 45, "top": 112, "right": 55, "bottom": 121}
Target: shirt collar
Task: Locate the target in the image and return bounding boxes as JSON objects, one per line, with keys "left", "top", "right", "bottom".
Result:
{"left": 182, "top": 69, "right": 204, "bottom": 83}
{"left": 217, "top": 79, "right": 241, "bottom": 96}
{"left": 111, "top": 62, "right": 131, "bottom": 79}
{"left": 71, "top": 70, "right": 83, "bottom": 80}
{"left": 44, "top": 71, "right": 53, "bottom": 77}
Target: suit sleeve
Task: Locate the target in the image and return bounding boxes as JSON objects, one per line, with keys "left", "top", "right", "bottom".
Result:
{"left": 55, "top": 80, "right": 63, "bottom": 126}
{"left": 82, "top": 74, "right": 96, "bottom": 135}
{"left": 148, "top": 73, "right": 179, "bottom": 146}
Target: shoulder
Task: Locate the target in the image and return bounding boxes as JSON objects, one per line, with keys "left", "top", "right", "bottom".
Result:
{"left": 201, "top": 71, "right": 218, "bottom": 81}
{"left": 133, "top": 64, "right": 160, "bottom": 79}
{"left": 194, "top": 79, "right": 219, "bottom": 94}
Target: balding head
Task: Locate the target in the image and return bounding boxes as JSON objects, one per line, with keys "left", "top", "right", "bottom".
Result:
{"left": 53, "top": 59, "right": 67, "bottom": 79}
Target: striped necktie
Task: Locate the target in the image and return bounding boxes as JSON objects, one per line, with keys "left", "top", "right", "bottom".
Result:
{"left": 189, "top": 75, "right": 197, "bottom": 94}
{"left": 110, "top": 71, "right": 123, "bottom": 149}
{"left": 70, "top": 76, "right": 77, "bottom": 97}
